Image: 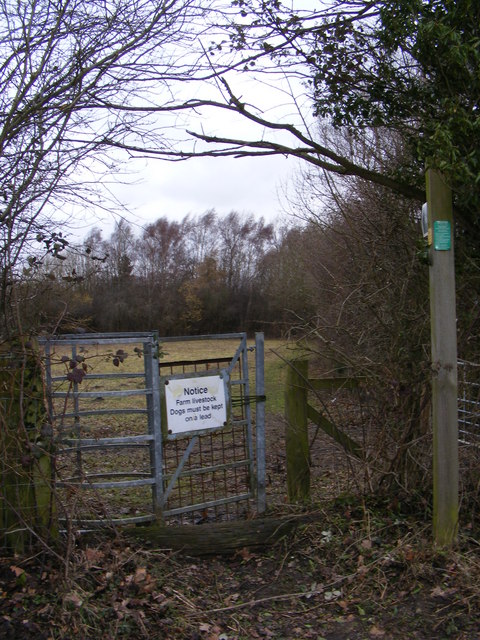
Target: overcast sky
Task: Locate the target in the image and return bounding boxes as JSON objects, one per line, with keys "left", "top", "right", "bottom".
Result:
{"left": 68, "top": 42, "right": 311, "bottom": 241}
{"left": 124, "top": 153, "right": 297, "bottom": 226}
{"left": 68, "top": 152, "right": 299, "bottom": 242}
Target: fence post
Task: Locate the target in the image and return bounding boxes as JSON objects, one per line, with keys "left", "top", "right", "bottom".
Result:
{"left": 255, "top": 333, "right": 266, "bottom": 513}
{"left": 285, "top": 359, "right": 310, "bottom": 503}
{"left": 0, "top": 343, "right": 55, "bottom": 552}
{"left": 427, "top": 169, "right": 458, "bottom": 546}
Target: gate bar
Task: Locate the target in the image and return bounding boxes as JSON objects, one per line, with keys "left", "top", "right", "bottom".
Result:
{"left": 162, "top": 436, "right": 198, "bottom": 505}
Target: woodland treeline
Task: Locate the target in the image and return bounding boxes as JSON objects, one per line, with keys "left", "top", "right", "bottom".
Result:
{"left": 20, "top": 210, "right": 312, "bottom": 337}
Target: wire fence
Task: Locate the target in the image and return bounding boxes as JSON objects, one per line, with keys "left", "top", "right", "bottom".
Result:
{"left": 458, "top": 359, "right": 480, "bottom": 446}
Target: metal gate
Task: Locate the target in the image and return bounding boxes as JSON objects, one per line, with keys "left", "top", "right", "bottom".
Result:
{"left": 41, "top": 332, "right": 265, "bottom": 528}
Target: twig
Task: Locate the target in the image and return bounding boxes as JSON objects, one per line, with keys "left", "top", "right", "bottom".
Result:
{"left": 190, "top": 576, "right": 349, "bottom": 615}
{"left": 172, "top": 588, "right": 198, "bottom": 611}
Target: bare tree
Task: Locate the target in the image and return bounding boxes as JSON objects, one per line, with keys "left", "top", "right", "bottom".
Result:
{"left": 136, "top": 217, "right": 191, "bottom": 331}
{"left": 0, "top": 0, "right": 211, "bottom": 334}
{"left": 280, "top": 127, "right": 432, "bottom": 491}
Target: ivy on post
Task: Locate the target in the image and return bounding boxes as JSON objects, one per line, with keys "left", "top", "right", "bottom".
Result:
{"left": 426, "top": 169, "right": 458, "bottom": 546}
{"left": 0, "top": 341, "right": 56, "bottom": 552}
{"left": 285, "top": 359, "right": 310, "bottom": 504}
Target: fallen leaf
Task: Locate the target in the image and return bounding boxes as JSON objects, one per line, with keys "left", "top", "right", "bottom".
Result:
{"left": 430, "top": 586, "right": 457, "bottom": 598}
{"left": 403, "top": 546, "right": 415, "bottom": 561}
{"left": 369, "top": 625, "right": 385, "bottom": 637}
{"left": 9, "top": 565, "right": 25, "bottom": 578}
{"left": 84, "top": 547, "right": 105, "bottom": 567}
{"left": 113, "top": 598, "right": 131, "bottom": 620}
{"left": 337, "top": 599, "right": 349, "bottom": 611}
{"left": 134, "top": 567, "right": 148, "bottom": 584}
{"left": 324, "top": 589, "right": 342, "bottom": 602}
{"left": 237, "top": 547, "right": 255, "bottom": 562}
{"left": 206, "top": 624, "right": 223, "bottom": 640}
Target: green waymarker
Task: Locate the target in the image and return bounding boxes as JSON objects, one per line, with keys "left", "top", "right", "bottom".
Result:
{"left": 433, "top": 220, "right": 451, "bottom": 250}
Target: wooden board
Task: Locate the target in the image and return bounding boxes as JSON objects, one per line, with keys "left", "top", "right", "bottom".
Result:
{"left": 125, "top": 514, "right": 313, "bottom": 555}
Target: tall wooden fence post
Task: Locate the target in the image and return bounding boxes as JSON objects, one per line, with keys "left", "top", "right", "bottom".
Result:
{"left": 285, "top": 359, "right": 310, "bottom": 503}
{"left": 426, "top": 169, "right": 458, "bottom": 546}
{"left": 255, "top": 332, "right": 266, "bottom": 513}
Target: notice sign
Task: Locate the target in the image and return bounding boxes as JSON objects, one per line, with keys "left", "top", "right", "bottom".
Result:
{"left": 164, "top": 374, "right": 228, "bottom": 434}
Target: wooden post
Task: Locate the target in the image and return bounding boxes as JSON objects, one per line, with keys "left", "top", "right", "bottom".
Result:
{"left": 285, "top": 359, "right": 310, "bottom": 503}
{"left": 0, "top": 343, "right": 55, "bottom": 552}
{"left": 426, "top": 169, "right": 458, "bottom": 546}
{"left": 255, "top": 333, "right": 266, "bottom": 513}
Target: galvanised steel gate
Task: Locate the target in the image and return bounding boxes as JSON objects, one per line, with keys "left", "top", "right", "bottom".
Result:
{"left": 41, "top": 332, "right": 265, "bottom": 528}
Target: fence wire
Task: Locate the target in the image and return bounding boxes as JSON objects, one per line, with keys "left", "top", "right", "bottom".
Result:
{"left": 458, "top": 359, "right": 480, "bottom": 446}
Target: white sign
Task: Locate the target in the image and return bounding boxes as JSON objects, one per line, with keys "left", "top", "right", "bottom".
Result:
{"left": 164, "top": 374, "right": 228, "bottom": 434}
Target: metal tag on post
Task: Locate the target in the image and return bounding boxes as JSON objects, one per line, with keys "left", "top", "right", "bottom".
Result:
{"left": 433, "top": 220, "right": 451, "bottom": 250}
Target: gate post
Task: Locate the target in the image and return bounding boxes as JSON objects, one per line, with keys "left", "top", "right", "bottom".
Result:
{"left": 144, "top": 335, "right": 164, "bottom": 519}
{"left": 285, "top": 359, "right": 310, "bottom": 503}
{"left": 0, "top": 342, "right": 56, "bottom": 552}
{"left": 255, "top": 333, "right": 266, "bottom": 513}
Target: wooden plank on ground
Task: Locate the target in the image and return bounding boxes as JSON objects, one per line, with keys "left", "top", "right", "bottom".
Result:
{"left": 125, "top": 515, "right": 311, "bottom": 555}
